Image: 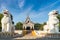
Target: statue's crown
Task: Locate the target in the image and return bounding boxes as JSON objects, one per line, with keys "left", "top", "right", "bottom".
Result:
{"left": 48, "top": 10, "right": 58, "bottom": 15}
{"left": 3, "top": 9, "right": 8, "bottom": 12}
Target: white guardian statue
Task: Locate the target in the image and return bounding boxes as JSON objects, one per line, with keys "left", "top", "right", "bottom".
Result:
{"left": 1, "top": 9, "right": 14, "bottom": 32}
{"left": 44, "top": 10, "right": 59, "bottom": 33}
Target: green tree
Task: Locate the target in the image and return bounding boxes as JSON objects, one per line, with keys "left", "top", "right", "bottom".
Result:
{"left": 57, "top": 14, "right": 60, "bottom": 31}
{"left": 43, "top": 22, "right": 46, "bottom": 25}
{"left": 34, "top": 23, "right": 43, "bottom": 30}
{"left": 39, "top": 24, "right": 44, "bottom": 30}
{"left": 34, "top": 23, "right": 40, "bottom": 30}
{"left": 15, "top": 22, "right": 23, "bottom": 30}
{"left": 0, "top": 13, "right": 3, "bottom": 31}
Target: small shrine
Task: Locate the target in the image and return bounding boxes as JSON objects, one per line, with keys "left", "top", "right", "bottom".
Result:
{"left": 23, "top": 15, "right": 34, "bottom": 30}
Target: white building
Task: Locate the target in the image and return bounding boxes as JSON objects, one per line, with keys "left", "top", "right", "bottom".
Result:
{"left": 23, "top": 15, "right": 34, "bottom": 30}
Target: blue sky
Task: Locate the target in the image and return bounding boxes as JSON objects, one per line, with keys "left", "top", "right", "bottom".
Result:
{"left": 0, "top": 0, "right": 60, "bottom": 24}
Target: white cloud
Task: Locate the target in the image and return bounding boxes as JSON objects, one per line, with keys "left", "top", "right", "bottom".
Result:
{"left": 30, "top": 11, "right": 48, "bottom": 19}
{"left": 18, "top": 0, "right": 25, "bottom": 8}
{"left": 14, "top": 4, "right": 48, "bottom": 23}
{"left": 26, "top": 0, "right": 60, "bottom": 21}
{"left": 39, "top": 0, "right": 60, "bottom": 11}
{"left": 14, "top": 5, "right": 33, "bottom": 23}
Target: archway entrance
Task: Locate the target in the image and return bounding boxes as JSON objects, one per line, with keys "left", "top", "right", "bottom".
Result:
{"left": 26, "top": 26, "right": 30, "bottom": 30}
{"left": 26, "top": 26, "right": 31, "bottom": 34}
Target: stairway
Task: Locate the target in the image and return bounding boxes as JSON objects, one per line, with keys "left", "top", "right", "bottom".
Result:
{"left": 14, "top": 33, "right": 60, "bottom": 40}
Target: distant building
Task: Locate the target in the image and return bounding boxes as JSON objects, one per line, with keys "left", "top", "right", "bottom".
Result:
{"left": 23, "top": 15, "right": 34, "bottom": 30}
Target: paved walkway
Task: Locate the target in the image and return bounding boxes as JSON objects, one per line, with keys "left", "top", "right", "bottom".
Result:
{"left": 0, "top": 32, "right": 60, "bottom": 40}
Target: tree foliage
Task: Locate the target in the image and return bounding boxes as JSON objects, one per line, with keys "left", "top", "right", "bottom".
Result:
{"left": 0, "top": 13, "right": 3, "bottom": 31}
{"left": 15, "top": 22, "right": 45, "bottom": 30}
{"left": 15, "top": 22, "right": 23, "bottom": 30}
{"left": 34, "top": 23, "right": 44, "bottom": 30}
{"left": 57, "top": 14, "right": 60, "bottom": 31}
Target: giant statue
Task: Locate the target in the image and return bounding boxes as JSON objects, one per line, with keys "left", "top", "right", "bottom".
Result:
{"left": 1, "top": 9, "right": 15, "bottom": 33}
{"left": 44, "top": 10, "right": 59, "bottom": 33}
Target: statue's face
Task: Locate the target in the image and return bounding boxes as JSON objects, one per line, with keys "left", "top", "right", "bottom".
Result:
{"left": 3, "top": 11, "right": 9, "bottom": 17}
{"left": 49, "top": 10, "right": 58, "bottom": 16}
{"left": 53, "top": 11, "right": 58, "bottom": 15}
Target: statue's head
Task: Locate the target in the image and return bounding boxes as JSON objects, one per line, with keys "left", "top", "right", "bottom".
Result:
{"left": 3, "top": 9, "right": 10, "bottom": 17}
{"left": 48, "top": 10, "right": 58, "bottom": 16}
